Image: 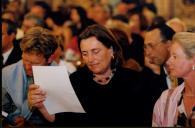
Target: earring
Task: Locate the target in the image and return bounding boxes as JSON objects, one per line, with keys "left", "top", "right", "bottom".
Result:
{"left": 111, "top": 55, "right": 114, "bottom": 59}
{"left": 193, "top": 65, "right": 195, "bottom": 71}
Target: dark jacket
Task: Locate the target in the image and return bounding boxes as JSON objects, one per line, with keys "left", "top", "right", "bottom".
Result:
{"left": 3, "top": 40, "right": 22, "bottom": 68}
{"left": 55, "top": 66, "right": 151, "bottom": 126}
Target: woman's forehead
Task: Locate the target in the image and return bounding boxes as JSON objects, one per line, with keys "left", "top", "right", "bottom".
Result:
{"left": 80, "top": 37, "right": 110, "bottom": 51}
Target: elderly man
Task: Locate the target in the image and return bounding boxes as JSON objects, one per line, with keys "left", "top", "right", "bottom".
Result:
{"left": 2, "top": 27, "right": 58, "bottom": 127}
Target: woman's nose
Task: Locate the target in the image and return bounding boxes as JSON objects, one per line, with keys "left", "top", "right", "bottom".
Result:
{"left": 87, "top": 54, "right": 94, "bottom": 63}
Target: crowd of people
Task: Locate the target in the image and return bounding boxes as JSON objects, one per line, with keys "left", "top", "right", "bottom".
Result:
{"left": 2, "top": 0, "right": 195, "bottom": 127}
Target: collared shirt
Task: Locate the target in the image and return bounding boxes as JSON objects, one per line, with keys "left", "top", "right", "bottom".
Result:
{"left": 3, "top": 47, "right": 13, "bottom": 64}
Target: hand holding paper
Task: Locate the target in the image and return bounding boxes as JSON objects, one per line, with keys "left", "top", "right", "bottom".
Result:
{"left": 32, "top": 66, "right": 85, "bottom": 114}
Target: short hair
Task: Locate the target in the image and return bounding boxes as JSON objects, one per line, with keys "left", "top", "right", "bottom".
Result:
{"left": 20, "top": 27, "right": 58, "bottom": 60}
{"left": 2, "top": 10, "right": 16, "bottom": 22}
{"left": 172, "top": 32, "right": 195, "bottom": 59}
{"left": 78, "top": 24, "right": 124, "bottom": 69}
{"left": 111, "top": 14, "right": 129, "bottom": 24}
{"left": 24, "top": 13, "right": 44, "bottom": 26}
{"left": 166, "top": 17, "right": 187, "bottom": 32}
{"left": 32, "top": 1, "right": 51, "bottom": 19}
{"left": 2, "top": 18, "right": 17, "bottom": 35}
{"left": 106, "top": 19, "right": 131, "bottom": 38}
{"left": 147, "top": 23, "right": 175, "bottom": 43}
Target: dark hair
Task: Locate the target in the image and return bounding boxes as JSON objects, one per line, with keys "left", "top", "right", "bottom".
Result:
{"left": 151, "top": 16, "right": 166, "bottom": 27}
{"left": 110, "top": 28, "right": 131, "bottom": 61}
{"left": 32, "top": 1, "right": 51, "bottom": 19}
{"left": 147, "top": 23, "right": 175, "bottom": 42}
{"left": 112, "top": 14, "right": 129, "bottom": 24}
{"left": 70, "top": 6, "right": 96, "bottom": 34}
{"left": 20, "top": 27, "right": 58, "bottom": 60}
{"left": 128, "top": 8, "right": 149, "bottom": 31}
{"left": 78, "top": 24, "right": 124, "bottom": 69}
{"left": 143, "top": 3, "right": 157, "bottom": 14}
{"left": 2, "top": 18, "right": 17, "bottom": 35}
{"left": 48, "top": 11, "right": 65, "bottom": 26}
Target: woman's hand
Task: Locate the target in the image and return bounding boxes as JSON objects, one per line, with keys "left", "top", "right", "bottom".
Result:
{"left": 28, "top": 84, "right": 46, "bottom": 109}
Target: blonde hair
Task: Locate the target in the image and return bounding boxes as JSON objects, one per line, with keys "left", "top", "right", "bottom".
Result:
{"left": 166, "top": 18, "right": 187, "bottom": 32}
{"left": 20, "top": 26, "right": 58, "bottom": 59}
{"left": 106, "top": 19, "right": 131, "bottom": 38}
{"left": 173, "top": 32, "right": 195, "bottom": 58}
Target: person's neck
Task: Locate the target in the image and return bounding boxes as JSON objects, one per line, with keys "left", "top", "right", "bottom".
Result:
{"left": 94, "top": 68, "right": 112, "bottom": 78}
{"left": 184, "top": 79, "right": 195, "bottom": 97}
{"left": 54, "top": 57, "right": 60, "bottom": 64}
{"left": 93, "top": 68, "right": 114, "bottom": 85}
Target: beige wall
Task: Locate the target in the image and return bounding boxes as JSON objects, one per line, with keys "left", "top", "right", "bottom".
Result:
{"left": 155, "top": 0, "right": 195, "bottom": 29}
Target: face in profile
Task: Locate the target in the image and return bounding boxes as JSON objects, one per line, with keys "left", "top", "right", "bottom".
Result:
{"left": 166, "top": 42, "right": 194, "bottom": 78}
{"left": 144, "top": 29, "right": 170, "bottom": 66}
{"left": 22, "top": 52, "right": 48, "bottom": 76}
{"left": 80, "top": 36, "right": 113, "bottom": 74}
{"left": 2, "top": 23, "right": 11, "bottom": 51}
{"left": 70, "top": 9, "right": 80, "bottom": 24}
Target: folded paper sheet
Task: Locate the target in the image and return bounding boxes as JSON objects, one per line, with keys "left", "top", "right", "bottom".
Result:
{"left": 32, "top": 66, "right": 85, "bottom": 114}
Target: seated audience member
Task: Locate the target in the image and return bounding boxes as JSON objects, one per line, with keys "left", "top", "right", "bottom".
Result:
{"left": 17, "top": 13, "right": 44, "bottom": 40}
{"left": 2, "top": 10, "right": 16, "bottom": 22}
{"left": 144, "top": 23, "right": 180, "bottom": 97}
{"left": 53, "top": 35, "right": 76, "bottom": 74}
{"left": 109, "top": 28, "right": 142, "bottom": 72}
{"left": 2, "top": 27, "right": 58, "bottom": 127}
{"left": 90, "top": 3, "right": 111, "bottom": 26}
{"left": 106, "top": 19, "right": 144, "bottom": 71}
{"left": 2, "top": 19, "right": 22, "bottom": 67}
{"left": 110, "top": 29, "right": 142, "bottom": 72}
{"left": 142, "top": 23, "right": 181, "bottom": 125}
{"left": 28, "top": 24, "right": 151, "bottom": 126}
{"left": 166, "top": 18, "right": 187, "bottom": 32}
{"left": 65, "top": 5, "right": 96, "bottom": 65}
{"left": 153, "top": 32, "right": 195, "bottom": 127}
{"left": 29, "top": 1, "right": 51, "bottom": 20}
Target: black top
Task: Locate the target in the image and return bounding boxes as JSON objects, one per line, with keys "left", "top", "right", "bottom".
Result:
{"left": 55, "top": 66, "right": 151, "bottom": 126}
{"left": 3, "top": 39, "right": 22, "bottom": 68}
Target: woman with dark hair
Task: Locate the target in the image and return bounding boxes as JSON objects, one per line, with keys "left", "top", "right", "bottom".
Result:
{"left": 28, "top": 24, "right": 150, "bottom": 126}
{"left": 110, "top": 28, "right": 143, "bottom": 72}
{"left": 65, "top": 5, "right": 96, "bottom": 65}
{"left": 70, "top": 5, "right": 96, "bottom": 36}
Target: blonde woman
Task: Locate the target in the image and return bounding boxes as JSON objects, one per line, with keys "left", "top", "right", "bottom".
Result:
{"left": 152, "top": 32, "right": 195, "bottom": 127}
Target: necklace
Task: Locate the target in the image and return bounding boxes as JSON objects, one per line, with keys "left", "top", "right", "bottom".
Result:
{"left": 93, "top": 69, "right": 116, "bottom": 84}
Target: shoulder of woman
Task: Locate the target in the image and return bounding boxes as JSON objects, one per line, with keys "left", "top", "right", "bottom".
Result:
{"left": 118, "top": 66, "right": 140, "bottom": 75}
{"left": 69, "top": 66, "right": 92, "bottom": 80}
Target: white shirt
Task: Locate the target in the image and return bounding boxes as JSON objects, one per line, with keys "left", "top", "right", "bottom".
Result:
{"left": 58, "top": 59, "right": 76, "bottom": 74}
{"left": 3, "top": 47, "right": 13, "bottom": 64}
